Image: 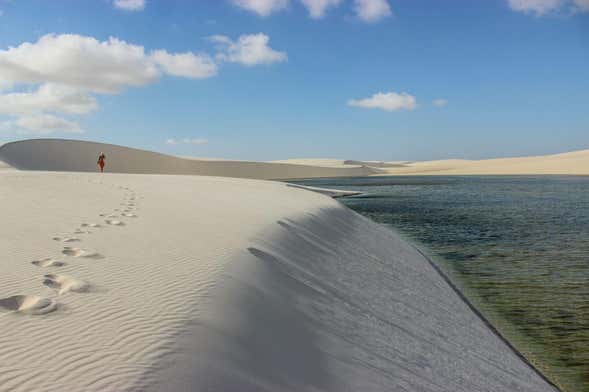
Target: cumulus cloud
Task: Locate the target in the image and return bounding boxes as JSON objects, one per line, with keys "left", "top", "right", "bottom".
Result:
{"left": 0, "top": 34, "right": 222, "bottom": 134}
{"left": 0, "top": 34, "right": 159, "bottom": 93}
{"left": 0, "top": 32, "right": 284, "bottom": 135}
{"left": 211, "top": 33, "right": 287, "bottom": 66}
{"left": 151, "top": 51, "right": 218, "bottom": 79}
{"left": 0, "top": 84, "right": 97, "bottom": 115}
{"left": 231, "top": 0, "right": 289, "bottom": 16}
{"left": 113, "top": 0, "right": 146, "bottom": 11}
{"left": 353, "top": 0, "right": 392, "bottom": 22}
{"left": 301, "top": 0, "right": 342, "bottom": 18}
{"left": 507, "top": 0, "right": 564, "bottom": 15}
{"left": 348, "top": 92, "right": 417, "bottom": 112}
{"left": 507, "top": 0, "right": 589, "bottom": 14}
{"left": 166, "top": 138, "right": 208, "bottom": 145}
{"left": 433, "top": 98, "right": 447, "bottom": 107}
{"left": 0, "top": 34, "right": 219, "bottom": 94}
{"left": 1, "top": 114, "right": 84, "bottom": 134}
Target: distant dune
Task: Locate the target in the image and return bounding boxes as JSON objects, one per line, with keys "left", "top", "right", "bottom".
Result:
{"left": 277, "top": 151, "right": 589, "bottom": 176}
{"left": 381, "top": 150, "right": 589, "bottom": 175}
{"left": 0, "top": 139, "right": 379, "bottom": 180}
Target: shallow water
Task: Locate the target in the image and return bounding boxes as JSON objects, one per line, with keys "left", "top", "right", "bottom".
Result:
{"left": 295, "top": 176, "right": 589, "bottom": 392}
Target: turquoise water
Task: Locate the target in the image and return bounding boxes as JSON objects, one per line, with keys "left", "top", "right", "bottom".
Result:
{"left": 294, "top": 176, "right": 589, "bottom": 392}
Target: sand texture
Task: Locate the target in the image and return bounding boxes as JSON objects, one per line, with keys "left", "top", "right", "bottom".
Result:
{"left": 0, "top": 139, "right": 562, "bottom": 391}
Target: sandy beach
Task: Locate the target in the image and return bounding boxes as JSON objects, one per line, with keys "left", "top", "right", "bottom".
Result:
{"left": 0, "top": 139, "right": 561, "bottom": 391}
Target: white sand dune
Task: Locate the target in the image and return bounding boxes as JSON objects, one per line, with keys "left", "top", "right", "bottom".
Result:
{"left": 0, "top": 139, "right": 378, "bottom": 180}
{"left": 273, "top": 150, "right": 589, "bottom": 175}
{"left": 0, "top": 139, "right": 559, "bottom": 391}
{"left": 380, "top": 150, "right": 589, "bottom": 175}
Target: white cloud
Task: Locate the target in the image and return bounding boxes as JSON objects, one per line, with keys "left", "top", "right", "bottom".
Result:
{"left": 353, "top": 0, "right": 392, "bottom": 22}
{"left": 113, "top": 0, "right": 145, "bottom": 11}
{"left": 506, "top": 0, "right": 589, "bottom": 14}
{"left": 433, "top": 98, "right": 447, "bottom": 107}
{"left": 348, "top": 92, "right": 417, "bottom": 112}
{"left": 166, "top": 138, "right": 208, "bottom": 145}
{"left": 231, "top": 0, "right": 289, "bottom": 16}
{"left": 0, "top": 32, "right": 285, "bottom": 136}
{"left": 300, "top": 0, "right": 342, "bottom": 18}
{"left": 0, "top": 33, "right": 225, "bottom": 136}
{"left": 211, "top": 33, "right": 287, "bottom": 66}
{"left": 151, "top": 50, "right": 218, "bottom": 79}
{"left": 1, "top": 114, "right": 84, "bottom": 134}
{"left": 0, "top": 34, "right": 159, "bottom": 93}
{"left": 0, "top": 83, "right": 97, "bottom": 115}
{"left": 507, "top": 0, "right": 564, "bottom": 15}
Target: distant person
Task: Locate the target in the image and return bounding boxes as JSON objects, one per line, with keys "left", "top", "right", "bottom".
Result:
{"left": 97, "top": 152, "right": 106, "bottom": 173}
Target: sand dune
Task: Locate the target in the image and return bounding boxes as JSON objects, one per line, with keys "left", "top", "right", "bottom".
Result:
{"left": 4, "top": 139, "right": 585, "bottom": 178}
{"left": 0, "top": 138, "right": 559, "bottom": 391}
{"left": 0, "top": 171, "right": 557, "bottom": 391}
{"left": 274, "top": 150, "right": 589, "bottom": 176}
{"left": 0, "top": 139, "right": 378, "bottom": 180}
{"left": 380, "top": 150, "right": 589, "bottom": 175}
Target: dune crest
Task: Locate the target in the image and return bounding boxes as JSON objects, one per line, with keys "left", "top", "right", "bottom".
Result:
{"left": 0, "top": 139, "right": 379, "bottom": 179}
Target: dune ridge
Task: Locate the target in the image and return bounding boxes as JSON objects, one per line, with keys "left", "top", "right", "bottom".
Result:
{"left": 0, "top": 139, "right": 378, "bottom": 180}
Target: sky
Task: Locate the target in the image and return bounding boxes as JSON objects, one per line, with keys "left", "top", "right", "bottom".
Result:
{"left": 0, "top": 0, "right": 587, "bottom": 161}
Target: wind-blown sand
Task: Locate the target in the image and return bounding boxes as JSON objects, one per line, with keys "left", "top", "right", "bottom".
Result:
{"left": 0, "top": 139, "right": 560, "bottom": 391}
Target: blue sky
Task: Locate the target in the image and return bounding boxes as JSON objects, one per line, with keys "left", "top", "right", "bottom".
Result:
{"left": 0, "top": 0, "right": 587, "bottom": 161}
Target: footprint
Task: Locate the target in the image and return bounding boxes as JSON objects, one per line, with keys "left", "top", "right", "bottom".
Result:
{"left": 107, "top": 214, "right": 118, "bottom": 218}
{"left": 32, "top": 258, "right": 65, "bottom": 267}
{"left": 43, "top": 274, "right": 89, "bottom": 295}
{"left": 105, "top": 219, "right": 124, "bottom": 226}
{"left": 62, "top": 247, "right": 101, "bottom": 259}
{"left": 74, "top": 229, "right": 91, "bottom": 234}
{"left": 81, "top": 223, "right": 101, "bottom": 228}
{"left": 52, "top": 237, "right": 80, "bottom": 243}
{"left": 121, "top": 213, "right": 137, "bottom": 218}
{"left": 0, "top": 295, "right": 57, "bottom": 315}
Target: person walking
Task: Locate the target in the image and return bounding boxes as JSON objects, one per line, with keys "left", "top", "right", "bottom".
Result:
{"left": 97, "top": 152, "right": 106, "bottom": 173}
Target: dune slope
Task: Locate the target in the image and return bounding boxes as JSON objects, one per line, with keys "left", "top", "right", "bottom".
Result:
{"left": 0, "top": 139, "right": 378, "bottom": 180}
{"left": 0, "top": 168, "right": 557, "bottom": 391}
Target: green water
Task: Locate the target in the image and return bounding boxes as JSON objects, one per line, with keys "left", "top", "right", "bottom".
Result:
{"left": 295, "top": 176, "right": 589, "bottom": 392}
